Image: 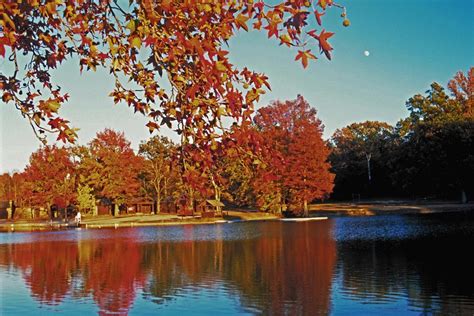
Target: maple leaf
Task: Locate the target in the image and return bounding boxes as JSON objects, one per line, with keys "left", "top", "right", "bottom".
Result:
{"left": 317, "top": 29, "right": 334, "bottom": 59}
{"left": 48, "top": 117, "right": 63, "bottom": 129}
{"left": 314, "top": 10, "right": 325, "bottom": 26}
{"left": 57, "top": 131, "right": 68, "bottom": 143}
{"left": 279, "top": 34, "right": 292, "bottom": 47}
{"left": 97, "top": 52, "right": 109, "bottom": 60}
{"left": 47, "top": 100, "right": 61, "bottom": 113}
{"left": 0, "top": 36, "right": 11, "bottom": 58}
{"left": 254, "top": 2, "right": 265, "bottom": 12}
{"left": 295, "top": 50, "right": 317, "bottom": 69}
{"left": 236, "top": 14, "right": 249, "bottom": 31}
{"left": 264, "top": 22, "right": 279, "bottom": 39}
{"left": 307, "top": 29, "right": 318, "bottom": 39}
{"left": 144, "top": 36, "right": 156, "bottom": 47}
{"left": 146, "top": 121, "right": 159, "bottom": 133}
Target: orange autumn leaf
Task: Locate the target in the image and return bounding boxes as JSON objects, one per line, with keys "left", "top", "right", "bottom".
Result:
{"left": 295, "top": 50, "right": 317, "bottom": 69}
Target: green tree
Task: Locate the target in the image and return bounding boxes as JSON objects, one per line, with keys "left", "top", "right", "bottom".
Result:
{"left": 330, "top": 121, "right": 394, "bottom": 199}
{"left": 390, "top": 68, "right": 474, "bottom": 201}
{"left": 138, "top": 136, "right": 177, "bottom": 213}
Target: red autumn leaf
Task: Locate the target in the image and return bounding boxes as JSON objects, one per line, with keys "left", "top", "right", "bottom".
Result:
{"left": 145, "top": 121, "right": 159, "bottom": 133}
{"left": 48, "top": 117, "right": 63, "bottom": 129}
{"left": 97, "top": 52, "right": 109, "bottom": 60}
{"left": 318, "top": 29, "right": 334, "bottom": 58}
{"left": 57, "top": 131, "right": 68, "bottom": 143}
{"left": 264, "top": 22, "right": 279, "bottom": 38}
{"left": 314, "top": 10, "right": 325, "bottom": 26}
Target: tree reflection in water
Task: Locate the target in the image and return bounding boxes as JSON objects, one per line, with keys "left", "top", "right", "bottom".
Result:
{"left": 2, "top": 217, "right": 473, "bottom": 315}
{"left": 0, "top": 222, "right": 336, "bottom": 315}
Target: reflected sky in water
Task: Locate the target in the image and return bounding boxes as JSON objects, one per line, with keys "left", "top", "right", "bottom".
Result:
{"left": 1, "top": 213, "right": 474, "bottom": 315}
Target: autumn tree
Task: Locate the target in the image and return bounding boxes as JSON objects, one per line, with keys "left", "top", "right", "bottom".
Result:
{"left": 1, "top": 0, "right": 349, "bottom": 197}
{"left": 286, "top": 116, "right": 334, "bottom": 216}
{"left": 22, "top": 145, "right": 76, "bottom": 217}
{"left": 79, "top": 129, "right": 143, "bottom": 216}
{"left": 76, "top": 184, "right": 96, "bottom": 214}
{"left": 138, "top": 136, "right": 178, "bottom": 213}
{"left": 254, "top": 95, "right": 334, "bottom": 215}
{"left": 447, "top": 67, "right": 473, "bottom": 118}
{"left": 0, "top": 173, "right": 14, "bottom": 202}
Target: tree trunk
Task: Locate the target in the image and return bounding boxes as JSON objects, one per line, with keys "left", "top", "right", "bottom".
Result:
{"left": 156, "top": 198, "right": 161, "bottom": 214}
{"left": 461, "top": 189, "right": 467, "bottom": 204}
{"left": 114, "top": 204, "right": 119, "bottom": 216}
{"left": 157, "top": 185, "right": 161, "bottom": 214}
{"left": 366, "top": 153, "right": 372, "bottom": 182}
{"left": 211, "top": 176, "right": 222, "bottom": 214}
{"left": 303, "top": 199, "right": 308, "bottom": 217}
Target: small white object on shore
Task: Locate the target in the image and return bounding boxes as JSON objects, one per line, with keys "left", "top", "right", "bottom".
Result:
{"left": 281, "top": 217, "right": 328, "bottom": 222}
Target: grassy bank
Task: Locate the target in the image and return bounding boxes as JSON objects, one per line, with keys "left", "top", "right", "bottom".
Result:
{"left": 0, "top": 210, "right": 279, "bottom": 232}
{"left": 1, "top": 202, "right": 473, "bottom": 232}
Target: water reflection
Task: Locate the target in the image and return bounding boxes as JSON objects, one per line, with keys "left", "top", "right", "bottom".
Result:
{"left": 0, "top": 221, "right": 336, "bottom": 315}
{"left": 1, "top": 215, "right": 474, "bottom": 315}
{"left": 332, "top": 214, "right": 474, "bottom": 315}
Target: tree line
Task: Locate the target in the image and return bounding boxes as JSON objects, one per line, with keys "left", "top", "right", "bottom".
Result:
{"left": 329, "top": 68, "right": 473, "bottom": 201}
{"left": 1, "top": 68, "right": 472, "bottom": 217}
{"left": 0, "top": 96, "right": 334, "bottom": 217}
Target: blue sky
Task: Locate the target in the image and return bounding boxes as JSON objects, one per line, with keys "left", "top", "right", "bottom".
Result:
{"left": 1, "top": 0, "right": 473, "bottom": 173}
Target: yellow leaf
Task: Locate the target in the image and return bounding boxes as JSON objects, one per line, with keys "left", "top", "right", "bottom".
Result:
{"left": 1, "top": 13, "right": 15, "bottom": 30}
{"left": 279, "top": 34, "right": 292, "bottom": 46}
{"left": 130, "top": 36, "right": 141, "bottom": 49}
{"left": 236, "top": 14, "right": 249, "bottom": 31}
{"left": 113, "top": 58, "right": 120, "bottom": 70}
{"left": 47, "top": 101, "right": 61, "bottom": 112}
{"left": 126, "top": 20, "right": 136, "bottom": 32}
{"left": 203, "top": 4, "right": 212, "bottom": 12}
{"left": 217, "top": 107, "right": 227, "bottom": 116}
{"left": 215, "top": 61, "right": 227, "bottom": 72}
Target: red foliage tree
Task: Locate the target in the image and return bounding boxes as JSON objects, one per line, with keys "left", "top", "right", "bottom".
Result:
{"left": 82, "top": 129, "right": 143, "bottom": 215}
{"left": 22, "top": 145, "right": 76, "bottom": 216}
{"left": 0, "top": 1, "right": 348, "bottom": 143}
{"left": 254, "top": 95, "right": 334, "bottom": 215}
{"left": 1, "top": 1, "right": 349, "bottom": 197}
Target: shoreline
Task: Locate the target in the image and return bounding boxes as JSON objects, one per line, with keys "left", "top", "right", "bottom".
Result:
{"left": 1, "top": 202, "right": 473, "bottom": 232}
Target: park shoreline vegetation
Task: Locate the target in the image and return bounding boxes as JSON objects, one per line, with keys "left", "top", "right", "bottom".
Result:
{"left": 0, "top": 2, "right": 472, "bottom": 223}
{"left": 1, "top": 67, "right": 473, "bottom": 223}
{"left": 1, "top": 201, "right": 473, "bottom": 232}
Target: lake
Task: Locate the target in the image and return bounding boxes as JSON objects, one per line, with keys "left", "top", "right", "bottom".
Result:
{"left": 1, "top": 212, "right": 474, "bottom": 315}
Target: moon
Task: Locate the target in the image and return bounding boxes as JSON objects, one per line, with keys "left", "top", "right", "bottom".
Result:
{"left": 364, "top": 50, "right": 370, "bottom": 57}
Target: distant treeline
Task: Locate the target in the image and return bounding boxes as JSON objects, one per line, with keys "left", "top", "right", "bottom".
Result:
{"left": 329, "top": 68, "right": 473, "bottom": 201}
{"left": 0, "top": 96, "right": 334, "bottom": 216}
{"left": 0, "top": 68, "right": 472, "bottom": 216}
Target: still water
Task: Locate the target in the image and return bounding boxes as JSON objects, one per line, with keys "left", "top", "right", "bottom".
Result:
{"left": 1, "top": 213, "right": 473, "bottom": 315}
